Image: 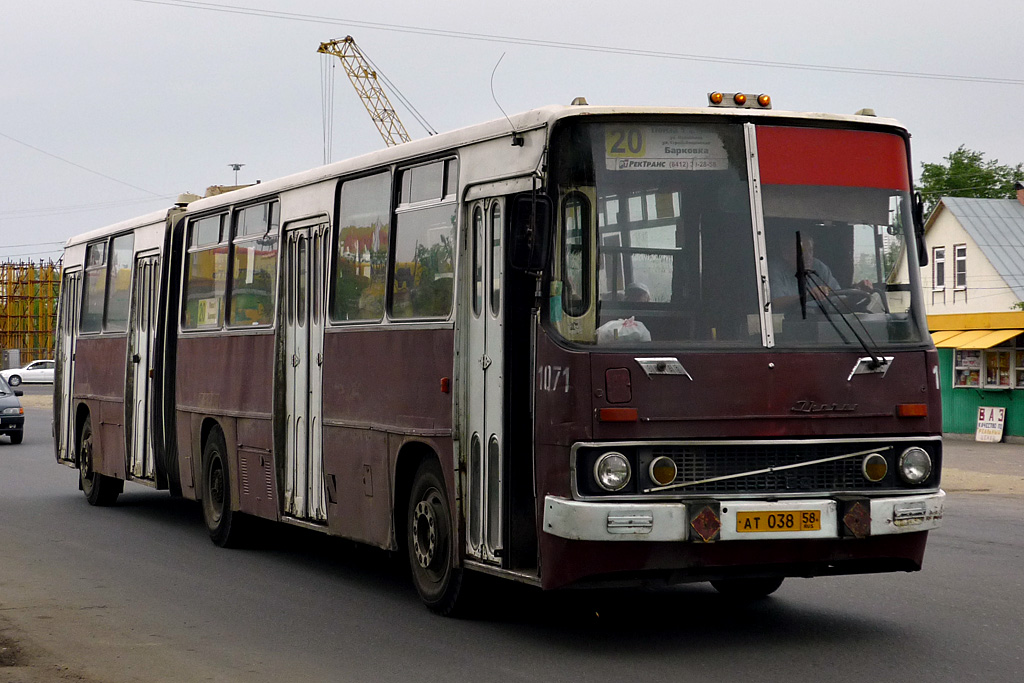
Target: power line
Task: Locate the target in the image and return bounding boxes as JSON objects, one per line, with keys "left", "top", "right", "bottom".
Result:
{"left": 0, "top": 240, "right": 66, "bottom": 249}
{"left": 0, "top": 131, "right": 164, "bottom": 197}
{"left": 130, "top": 0, "right": 1024, "bottom": 86}
{"left": 0, "top": 195, "right": 176, "bottom": 220}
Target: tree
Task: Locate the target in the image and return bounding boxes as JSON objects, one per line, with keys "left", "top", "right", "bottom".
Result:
{"left": 918, "top": 145, "right": 1022, "bottom": 216}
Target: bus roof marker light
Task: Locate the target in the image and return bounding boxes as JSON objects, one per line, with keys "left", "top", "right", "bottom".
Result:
{"left": 733, "top": 93, "right": 747, "bottom": 106}
{"left": 757, "top": 94, "right": 772, "bottom": 108}
{"left": 708, "top": 92, "right": 724, "bottom": 105}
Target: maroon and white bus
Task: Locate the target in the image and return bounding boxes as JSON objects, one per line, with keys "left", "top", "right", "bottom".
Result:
{"left": 55, "top": 96, "right": 945, "bottom": 614}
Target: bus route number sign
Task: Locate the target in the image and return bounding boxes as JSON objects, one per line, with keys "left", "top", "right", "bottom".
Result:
{"left": 604, "top": 125, "right": 729, "bottom": 172}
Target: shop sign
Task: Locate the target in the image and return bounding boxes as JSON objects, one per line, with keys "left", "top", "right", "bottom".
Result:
{"left": 975, "top": 406, "right": 1006, "bottom": 443}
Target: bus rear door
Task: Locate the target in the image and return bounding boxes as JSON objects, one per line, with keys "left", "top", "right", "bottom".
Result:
{"left": 127, "top": 252, "right": 159, "bottom": 480}
{"left": 55, "top": 269, "right": 81, "bottom": 465}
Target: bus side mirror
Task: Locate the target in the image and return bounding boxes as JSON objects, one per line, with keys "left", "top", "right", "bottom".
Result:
{"left": 913, "top": 191, "right": 928, "bottom": 267}
{"left": 509, "top": 194, "right": 553, "bottom": 272}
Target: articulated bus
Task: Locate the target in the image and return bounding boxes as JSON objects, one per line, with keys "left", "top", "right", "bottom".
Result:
{"left": 55, "top": 96, "right": 944, "bottom": 614}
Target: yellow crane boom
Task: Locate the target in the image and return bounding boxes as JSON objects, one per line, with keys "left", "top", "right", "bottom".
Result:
{"left": 318, "top": 36, "right": 411, "bottom": 147}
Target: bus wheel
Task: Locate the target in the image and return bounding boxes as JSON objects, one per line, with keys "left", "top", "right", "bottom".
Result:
{"left": 201, "top": 427, "right": 244, "bottom": 547}
{"left": 710, "top": 577, "right": 784, "bottom": 600}
{"left": 79, "top": 414, "right": 122, "bottom": 506}
{"left": 407, "top": 459, "right": 465, "bottom": 615}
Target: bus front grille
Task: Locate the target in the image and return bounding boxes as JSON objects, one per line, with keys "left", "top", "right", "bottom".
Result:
{"left": 652, "top": 442, "right": 891, "bottom": 494}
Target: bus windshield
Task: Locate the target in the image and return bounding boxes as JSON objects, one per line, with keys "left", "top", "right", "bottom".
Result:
{"left": 548, "top": 120, "right": 926, "bottom": 350}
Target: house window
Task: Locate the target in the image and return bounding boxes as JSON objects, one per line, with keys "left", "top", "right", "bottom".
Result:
{"left": 954, "top": 244, "right": 967, "bottom": 289}
{"left": 932, "top": 247, "right": 945, "bottom": 290}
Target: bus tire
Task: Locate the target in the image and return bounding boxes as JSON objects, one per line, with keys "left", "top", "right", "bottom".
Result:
{"left": 201, "top": 426, "right": 245, "bottom": 548}
{"left": 79, "top": 413, "right": 123, "bottom": 506}
{"left": 710, "top": 577, "right": 784, "bottom": 600}
{"left": 407, "top": 459, "right": 465, "bottom": 616}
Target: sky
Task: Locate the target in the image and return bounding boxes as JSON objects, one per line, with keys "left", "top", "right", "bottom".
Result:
{"left": 2, "top": 0, "right": 1022, "bottom": 262}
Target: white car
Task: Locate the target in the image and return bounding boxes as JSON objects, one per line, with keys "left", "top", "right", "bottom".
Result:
{"left": 1, "top": 360, "right": 55, "bottom": 386}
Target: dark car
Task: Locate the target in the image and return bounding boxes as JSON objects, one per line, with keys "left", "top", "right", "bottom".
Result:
{"left": 0, "top": 375, "right": 25, "bottom": 444}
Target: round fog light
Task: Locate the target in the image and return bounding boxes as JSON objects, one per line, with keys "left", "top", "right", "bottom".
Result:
{"left": 898, "top": 447, "right": 932, "bottom": 484}
{"left": 594, "top": 452, "right": 631, "bottom": 492}
{"left": 862, "top": 453, "right": 888, "bottom": 482}
{"left": 649, "top": 456, "right": 678, "bottom": 486}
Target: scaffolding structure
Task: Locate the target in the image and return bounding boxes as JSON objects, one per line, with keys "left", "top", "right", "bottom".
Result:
{"left": 0, "top": 260, "right": 60, "bottom": 366}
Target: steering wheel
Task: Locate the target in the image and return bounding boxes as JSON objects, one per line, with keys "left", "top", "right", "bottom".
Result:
{"left": 831, "top": 288, "right": 873, "bottom": 312}
{"left": 773, "top": 287, "right": 872, "bottom": 316}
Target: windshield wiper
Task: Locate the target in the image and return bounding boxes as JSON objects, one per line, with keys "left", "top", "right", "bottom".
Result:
{"left": 795, "top": 231, "right": 808, "bottom": 319}
{"left": 804, "top": 270, "right": 886, "bottom": 369}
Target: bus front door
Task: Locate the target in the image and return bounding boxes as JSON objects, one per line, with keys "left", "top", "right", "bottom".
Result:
{"left": 127, "top": 253, "right": 159, "bottom": 480}
{"left": 282, "top": 223, "right": 329, "bottom": 523}
{"left": 55, "top": 270, "right": 82, "bottom": 465}
{"left": 465, "top": 198, "right": 505, "bottom": 563}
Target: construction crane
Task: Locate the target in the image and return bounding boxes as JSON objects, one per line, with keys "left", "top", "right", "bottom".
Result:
{"left": 318, "top": 36, "right": 412, "bottom": 148}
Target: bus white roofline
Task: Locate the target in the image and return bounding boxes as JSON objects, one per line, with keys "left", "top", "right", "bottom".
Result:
{"left": 180, "top": 104, "right": 904, "bottom": 214}
{"left": 64, "top": 208, "right": 172, "bottom": 249}
{"left": 64, "top": 104, "right": 906, "bottom": 244}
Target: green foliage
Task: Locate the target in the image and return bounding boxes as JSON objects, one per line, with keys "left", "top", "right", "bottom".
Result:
{"left": 919, "top": 145, "right": 1023, "bottom": 216}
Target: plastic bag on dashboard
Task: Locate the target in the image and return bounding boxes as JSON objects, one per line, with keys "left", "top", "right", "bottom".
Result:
{"left": 596, "top": 317, "right": 651, "bottom": 344}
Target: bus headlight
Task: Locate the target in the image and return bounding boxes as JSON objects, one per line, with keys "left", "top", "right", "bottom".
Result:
{"left": 594, "top": 452, "right": 631, "bottom": 492}
{"left": 898, "top": 447, "right": 932, "bottom": 484}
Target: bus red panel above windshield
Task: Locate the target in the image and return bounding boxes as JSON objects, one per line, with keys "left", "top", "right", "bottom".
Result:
{"left": 757, "top": 126, "right": 911, "bottom": 191}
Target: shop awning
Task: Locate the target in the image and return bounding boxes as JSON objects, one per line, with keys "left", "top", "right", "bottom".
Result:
{"left": 929, "top": 330, "right": 962, "bottom": 345}
{"left": 933, "top": 329, "right": 1024, "bottom": 349}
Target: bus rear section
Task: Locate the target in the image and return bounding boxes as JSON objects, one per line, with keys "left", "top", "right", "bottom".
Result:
{"left": 532, "top": 115, "right": 943, "bottom": 593}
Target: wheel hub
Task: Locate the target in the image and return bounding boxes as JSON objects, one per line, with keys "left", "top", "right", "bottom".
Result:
{"left": 412, "top": 500, "right": 437, "bottom": 569}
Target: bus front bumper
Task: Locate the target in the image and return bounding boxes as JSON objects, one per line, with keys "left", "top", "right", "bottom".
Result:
{"left": 542, "top": 491, "right": 944, "bottom": 542}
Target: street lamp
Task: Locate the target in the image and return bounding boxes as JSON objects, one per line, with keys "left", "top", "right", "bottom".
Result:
{"left": 228, "top": 163, "right": 245, "bottom": 185}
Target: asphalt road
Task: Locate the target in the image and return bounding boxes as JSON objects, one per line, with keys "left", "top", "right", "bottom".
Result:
{"left": 2, "top": 386, "right": 1023, "bottom": 682}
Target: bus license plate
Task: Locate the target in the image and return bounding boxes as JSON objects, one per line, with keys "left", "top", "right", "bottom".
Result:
{"left": 736, "top": 510, "right": 821, "bottom": 533}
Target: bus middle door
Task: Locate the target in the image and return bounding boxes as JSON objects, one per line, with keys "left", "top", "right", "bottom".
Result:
{"left": 465, "top": 198, "right": 505, "bottom": 563}
{"left": 282, "top": 222, "right": 329, "bottom": 523}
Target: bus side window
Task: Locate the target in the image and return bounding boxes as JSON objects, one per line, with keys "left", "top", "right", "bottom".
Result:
{"left": 183, "top": 215, "right": 228, "bottom": 330}
{"left": 104, "top": 233, "right": 134, "bottom": 332}
{"left": 230, "top": 201, "right": 279, "bottom": 327}
{"left": 80, "top": 241, "right": 107, "bottom": 333}
{"left": 390, "top": 161, "right": 456, "bottom": 320}
{"left": 332, "top": 172, "right": 392, "bottom": 322}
